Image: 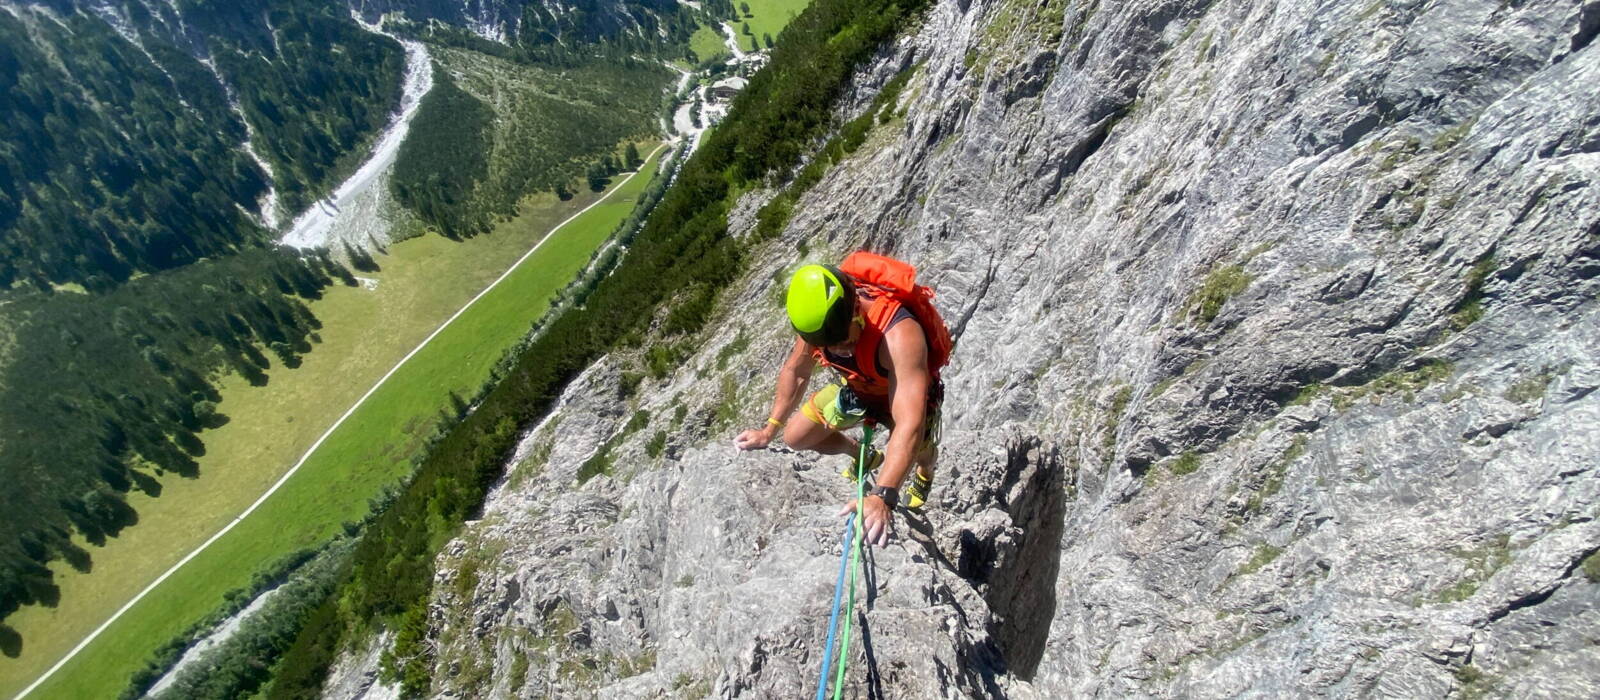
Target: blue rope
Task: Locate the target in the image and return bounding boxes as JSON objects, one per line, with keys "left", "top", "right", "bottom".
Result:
{"left": 814, "top": 513, "right": 856, "bottom": 700}
{"left": 833, "top": 423, "right": 873, "bottom": 698}
{"left": 814, "top": 424, "right": 875, "bottom": 699}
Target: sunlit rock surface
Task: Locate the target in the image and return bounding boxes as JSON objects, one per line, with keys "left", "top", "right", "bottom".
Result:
{"left": 328, "top": 0, "right": 1600, "bottom": 696}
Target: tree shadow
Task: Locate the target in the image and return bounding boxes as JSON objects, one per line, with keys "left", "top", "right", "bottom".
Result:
{"left": 173, "top": 429, "right": 206, "bottom": 457}
{"left": 351, "top": 251, "right": 380, "bottom": 272}
{"left": 103, "top": 494, "right": 140, "bottom": 535}
{"left": 129, "top": 469, "right": 164, "bottom": 497}
{"left": 25, "top": 579, "right": 59, "bottom": 609}
{"left": 60, "top": 539, "right": 93, "bottom": 574}
{"left": 201, "top": 411, "right": 231, "bottom": 430}
{"left": 243, "top": 367, "right": 269, "bottom": 387}
{"left": 0, "top": 623, "right": 21, "bottom": 658}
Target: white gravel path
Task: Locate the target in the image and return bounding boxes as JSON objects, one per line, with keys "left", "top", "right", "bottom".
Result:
{"left": 721, "top": 21, "right": 747, "bottom": 59}
{"left": 141, "top": 586, "right": 284, "bottom": 697}
{"left": 279, "top": 20, "right": 434, "bottom": 251}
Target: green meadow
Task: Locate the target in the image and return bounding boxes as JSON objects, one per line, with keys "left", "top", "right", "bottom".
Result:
{"left": 733, "top": 0, "right": 812, "bottom": 51}
{"left": 1, "top": 146, "right": 667, "bottom": 700}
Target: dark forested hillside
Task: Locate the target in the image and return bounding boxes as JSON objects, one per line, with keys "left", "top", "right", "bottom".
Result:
{"left": 0, "top": 0, "right": 405, "bottom": 291}
{"left": 380, "top": 0, "right": 689, "bottom": 236}
{"left": 0, "top": 10, "right": 269, "bottom": 292}
{"left": 389, "top": 65, "right": 494, "bottom": 237}
{"left": 126, "top": 0, "right": 408, "bottom": 214}
{"left": 0, "top": 249, "right": 348, "bottom": 626}
{"left": 0, "top": 0, "right": 696, "bottom": 652}
{"left": 357, "top": 0, "right": 706, "bottom": 53}
{"left": 394, "top": 52, "right": 670, "bottom": 236}
{"left": 207, "top": 2, "right": 406, "bottom": 214}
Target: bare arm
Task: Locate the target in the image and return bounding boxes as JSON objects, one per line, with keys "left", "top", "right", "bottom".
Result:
{"left": 734, "top": 337, "right": 816, "bottom": 449}
{"left": 877, "top": 320, "right": 930, "bottom": 493}
{"left": 846, "top": 319, "right": 930, "bottom": 546}
{"left": 768, "top": 337, "right": 818, "bottom": 429}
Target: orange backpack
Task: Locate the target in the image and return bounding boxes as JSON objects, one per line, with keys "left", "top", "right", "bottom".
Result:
{"left": 838, "top": 251, "right": 954, "bottom": 379}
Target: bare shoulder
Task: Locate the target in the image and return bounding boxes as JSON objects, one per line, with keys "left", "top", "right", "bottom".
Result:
{"left": 881, "top": 318, "right": 928, "bottom": 371}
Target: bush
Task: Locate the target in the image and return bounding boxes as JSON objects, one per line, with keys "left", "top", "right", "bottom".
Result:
{"left": 1450, "top": 255, "right": 1496, "bottom": 329}
{"left": 646, "top": 431, "right": 668, "bottom": 458}
{"left": 1189, "top": 264, "right": 1252, "bottom": 323}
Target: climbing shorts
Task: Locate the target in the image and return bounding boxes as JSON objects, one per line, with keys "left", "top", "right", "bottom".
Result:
{"left": 800, "top": 379, "right": 942, "bottom": 454}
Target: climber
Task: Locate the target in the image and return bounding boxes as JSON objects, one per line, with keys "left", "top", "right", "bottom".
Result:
{"left": 734, "top": 251, "right": 953, "bottom": 546}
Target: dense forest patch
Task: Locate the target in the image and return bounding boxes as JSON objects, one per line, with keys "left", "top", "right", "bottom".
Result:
{"left": 0, "top": 11, "right": 269, "bottom": 292}
{"left": 392, "top": 50, "right": 671, "bottom": 237}
{"left": 390, "top": 66, "right": 495, "bottom": 238}
{"left": 211, "top": 2, "right": 407, "bottom": 215}
{"left": 0, "top": 0, "right": 405, "bottom": 291}
{"left": 383, "top": 0, "right": 722, "bottom": 65}
{"left": 0, "top": 250, "right": 348, "bottom": 628}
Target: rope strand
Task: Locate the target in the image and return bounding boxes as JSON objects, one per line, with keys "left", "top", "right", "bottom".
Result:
{"left": 830, "top": 424, "right": 873, "bottom": 698}
{"left": 814, "top": 513, "right": 855, "bottom": 700}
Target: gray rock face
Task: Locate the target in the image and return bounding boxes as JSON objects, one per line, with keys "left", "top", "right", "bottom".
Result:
{"left": 360, "top": 0, "right": 1600, "bottom": 696}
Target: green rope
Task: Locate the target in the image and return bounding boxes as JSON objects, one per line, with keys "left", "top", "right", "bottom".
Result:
{"left": 832, "top": 423, "right": 873, "bottom": 698}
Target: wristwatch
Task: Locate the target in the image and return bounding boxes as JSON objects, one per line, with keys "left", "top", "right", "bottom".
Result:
{"left": 868, "top": 485, "right": 899, "bottom": 510}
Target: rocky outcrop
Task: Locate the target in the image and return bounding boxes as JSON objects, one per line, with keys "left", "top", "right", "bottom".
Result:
{"left": 351, "top": 0, "right": 1600, "bottom": 696}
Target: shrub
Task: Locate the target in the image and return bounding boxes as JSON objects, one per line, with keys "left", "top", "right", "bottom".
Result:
{"left": 1450, "top": 255, "right": 1495, "bottom": 329}
{"left": 1170, "top": 451, "right": 1201, "bottom": 476}
{"left": 1189, "top": 264, "right": 1252, "bottom": 323}
{"left": 1236, "top": 543, "right": 1283, "bottom": 576}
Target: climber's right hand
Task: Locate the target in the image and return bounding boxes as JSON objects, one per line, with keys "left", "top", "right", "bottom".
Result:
{"left": 733, "top": 425, "right": 775, "bottom": 451}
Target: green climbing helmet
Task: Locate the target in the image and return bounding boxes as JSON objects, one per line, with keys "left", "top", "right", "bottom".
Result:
{"left": 786, "top": 264, "right": 855, "bottom": 347}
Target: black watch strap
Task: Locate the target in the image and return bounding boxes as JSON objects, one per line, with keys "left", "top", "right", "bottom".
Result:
{"left": 869, "top": 485, "right": 899, "bottom": 510}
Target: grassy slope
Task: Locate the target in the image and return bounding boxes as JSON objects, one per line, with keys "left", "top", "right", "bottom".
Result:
{"left": 734, "top": 0, "right": 811, "bottom": 51}
{"left": 0, "top": 147, "right": 666, "bottom": 700}
{"left": 436, "top": 48, "right": 669, "bottom": 230}
{"left": 689, "top": 24, "right": 730, "bottom": 63}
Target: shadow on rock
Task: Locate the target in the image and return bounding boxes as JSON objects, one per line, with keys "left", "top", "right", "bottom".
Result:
{"left": 941, "top": 433, "right": 1068, "bottom": 681}
{"left": 988, "top": 437, "right": 1066, "bottom": 679}
{"left": 858, "top": 607, "right": 885, "bottom": 699}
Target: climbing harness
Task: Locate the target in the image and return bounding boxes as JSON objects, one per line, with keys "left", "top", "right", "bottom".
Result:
{"left": 815, "top": 423, "right": 874, "bottom": 700}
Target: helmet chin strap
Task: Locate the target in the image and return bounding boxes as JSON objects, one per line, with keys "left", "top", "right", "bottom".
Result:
{"left": 830, "top": 315, "right": 866, "bottom": 355}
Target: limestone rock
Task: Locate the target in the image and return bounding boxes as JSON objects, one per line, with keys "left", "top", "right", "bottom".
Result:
{"left": 350, "top": 0, "right": 1600, "bottom": 696}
